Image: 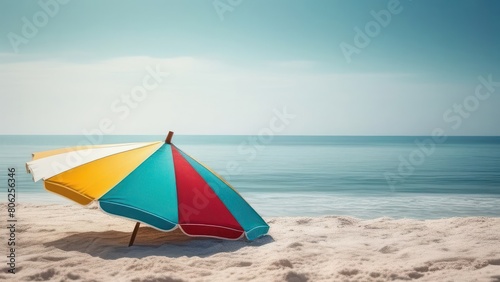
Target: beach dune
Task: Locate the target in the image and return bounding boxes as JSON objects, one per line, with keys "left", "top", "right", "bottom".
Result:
{"left": 1, "top": 203, "right": 500, "bottom": 282}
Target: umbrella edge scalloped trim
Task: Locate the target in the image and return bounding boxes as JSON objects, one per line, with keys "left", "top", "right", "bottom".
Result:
{"left": 97, "top": 201, "right": 178, "bottom": 232}
{"left": 96, "top": 202, "right": 266, "bottom": 241}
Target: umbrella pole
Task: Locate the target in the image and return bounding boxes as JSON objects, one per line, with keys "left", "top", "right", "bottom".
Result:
{"left": 128, "top": 222, "right": 141, "bottom": 247}
{"left": 165, "top": 131, "right": 174, "bottom": 144}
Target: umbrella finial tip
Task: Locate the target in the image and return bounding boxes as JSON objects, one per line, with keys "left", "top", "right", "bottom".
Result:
{"left": 165, "top": 131, "right": 174, "bottom": 144}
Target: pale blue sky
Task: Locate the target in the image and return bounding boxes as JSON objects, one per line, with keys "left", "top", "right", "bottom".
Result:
{"left": 0, "top": 0, "right": 499, "bottom": 135}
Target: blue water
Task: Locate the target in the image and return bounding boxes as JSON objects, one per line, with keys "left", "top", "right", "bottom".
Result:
{"left": 1, "top": 135, "right": 500, "bottom": 219}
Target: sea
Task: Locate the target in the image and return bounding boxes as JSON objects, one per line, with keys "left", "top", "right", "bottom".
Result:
{"left": 1, "top": 135, "right": 500, "bottom": 219}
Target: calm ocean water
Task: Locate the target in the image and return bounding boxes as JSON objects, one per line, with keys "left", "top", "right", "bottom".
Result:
{"left": 1, "top": 135, "right": 500, "bottom": 219}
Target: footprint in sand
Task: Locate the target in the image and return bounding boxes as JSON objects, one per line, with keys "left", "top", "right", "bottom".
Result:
{"left": 338, "top": 268, "right": 359, "bottom": 276}
{"left": 288, "top": 242, "right": 303, "bottom": 249}
{"left": 489, "top": 258, "right": 500, "bottom": 265}
{"left": 296, "top": 218, "right": 311, "bottom": 225}
{"left": 66, "top": 273, "right": 80, "bottom": 280}
{"left": 378, "top": 245, "right": 399, "bottom": 254}
{"left": 272, "top": 259, "right": 293, "bottom": 269}
{"left": 285, "top": 271, "right": 309, "bottom": 282}
{"left": 27, "top": 268, "right": 56, "bottom": 281}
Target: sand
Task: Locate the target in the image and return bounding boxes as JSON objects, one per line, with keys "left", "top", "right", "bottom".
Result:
{"left": 1, "top": 203, "right": 500, "bottom": 282}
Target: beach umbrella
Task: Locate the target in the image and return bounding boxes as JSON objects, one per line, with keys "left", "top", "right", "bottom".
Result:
{"left": 25, "top": 132, "right": 269, "bottom": 246}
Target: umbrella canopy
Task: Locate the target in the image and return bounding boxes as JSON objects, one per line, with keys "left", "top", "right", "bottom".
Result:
{"left": 26, "top": 132, "right": 269, "bottom": 243}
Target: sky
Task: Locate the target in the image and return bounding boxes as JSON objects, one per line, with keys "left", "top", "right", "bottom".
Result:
{"left": 0, "top": 0, "right": 499, "bottom": 135}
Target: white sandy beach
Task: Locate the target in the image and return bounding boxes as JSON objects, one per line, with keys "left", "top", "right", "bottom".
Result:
{"left": 1, "top": 203, "right": 500, "bottom": 282}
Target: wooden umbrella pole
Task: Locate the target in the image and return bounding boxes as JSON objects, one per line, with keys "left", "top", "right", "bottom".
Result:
{"left": 165, "top": 131, "right": 174, "bottom": 144}
{"left": 128, "top": 222, "right": 141, "bottom": 247}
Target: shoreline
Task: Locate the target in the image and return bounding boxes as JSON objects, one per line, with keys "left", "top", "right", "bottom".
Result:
{"left": 7, "top": 192, "right": 500, "bottom": 219}
{"left": 1, "top": 204, "right": 500, "bottom": 281}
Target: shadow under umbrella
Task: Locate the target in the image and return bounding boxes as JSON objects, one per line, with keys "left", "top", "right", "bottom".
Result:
{"left": 44, "top": 226, "right": 274, "bottom": 260}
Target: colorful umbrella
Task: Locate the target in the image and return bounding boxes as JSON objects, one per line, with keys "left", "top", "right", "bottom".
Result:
{"left": 26, "top": 132, "right": 269, "bottom": 246}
